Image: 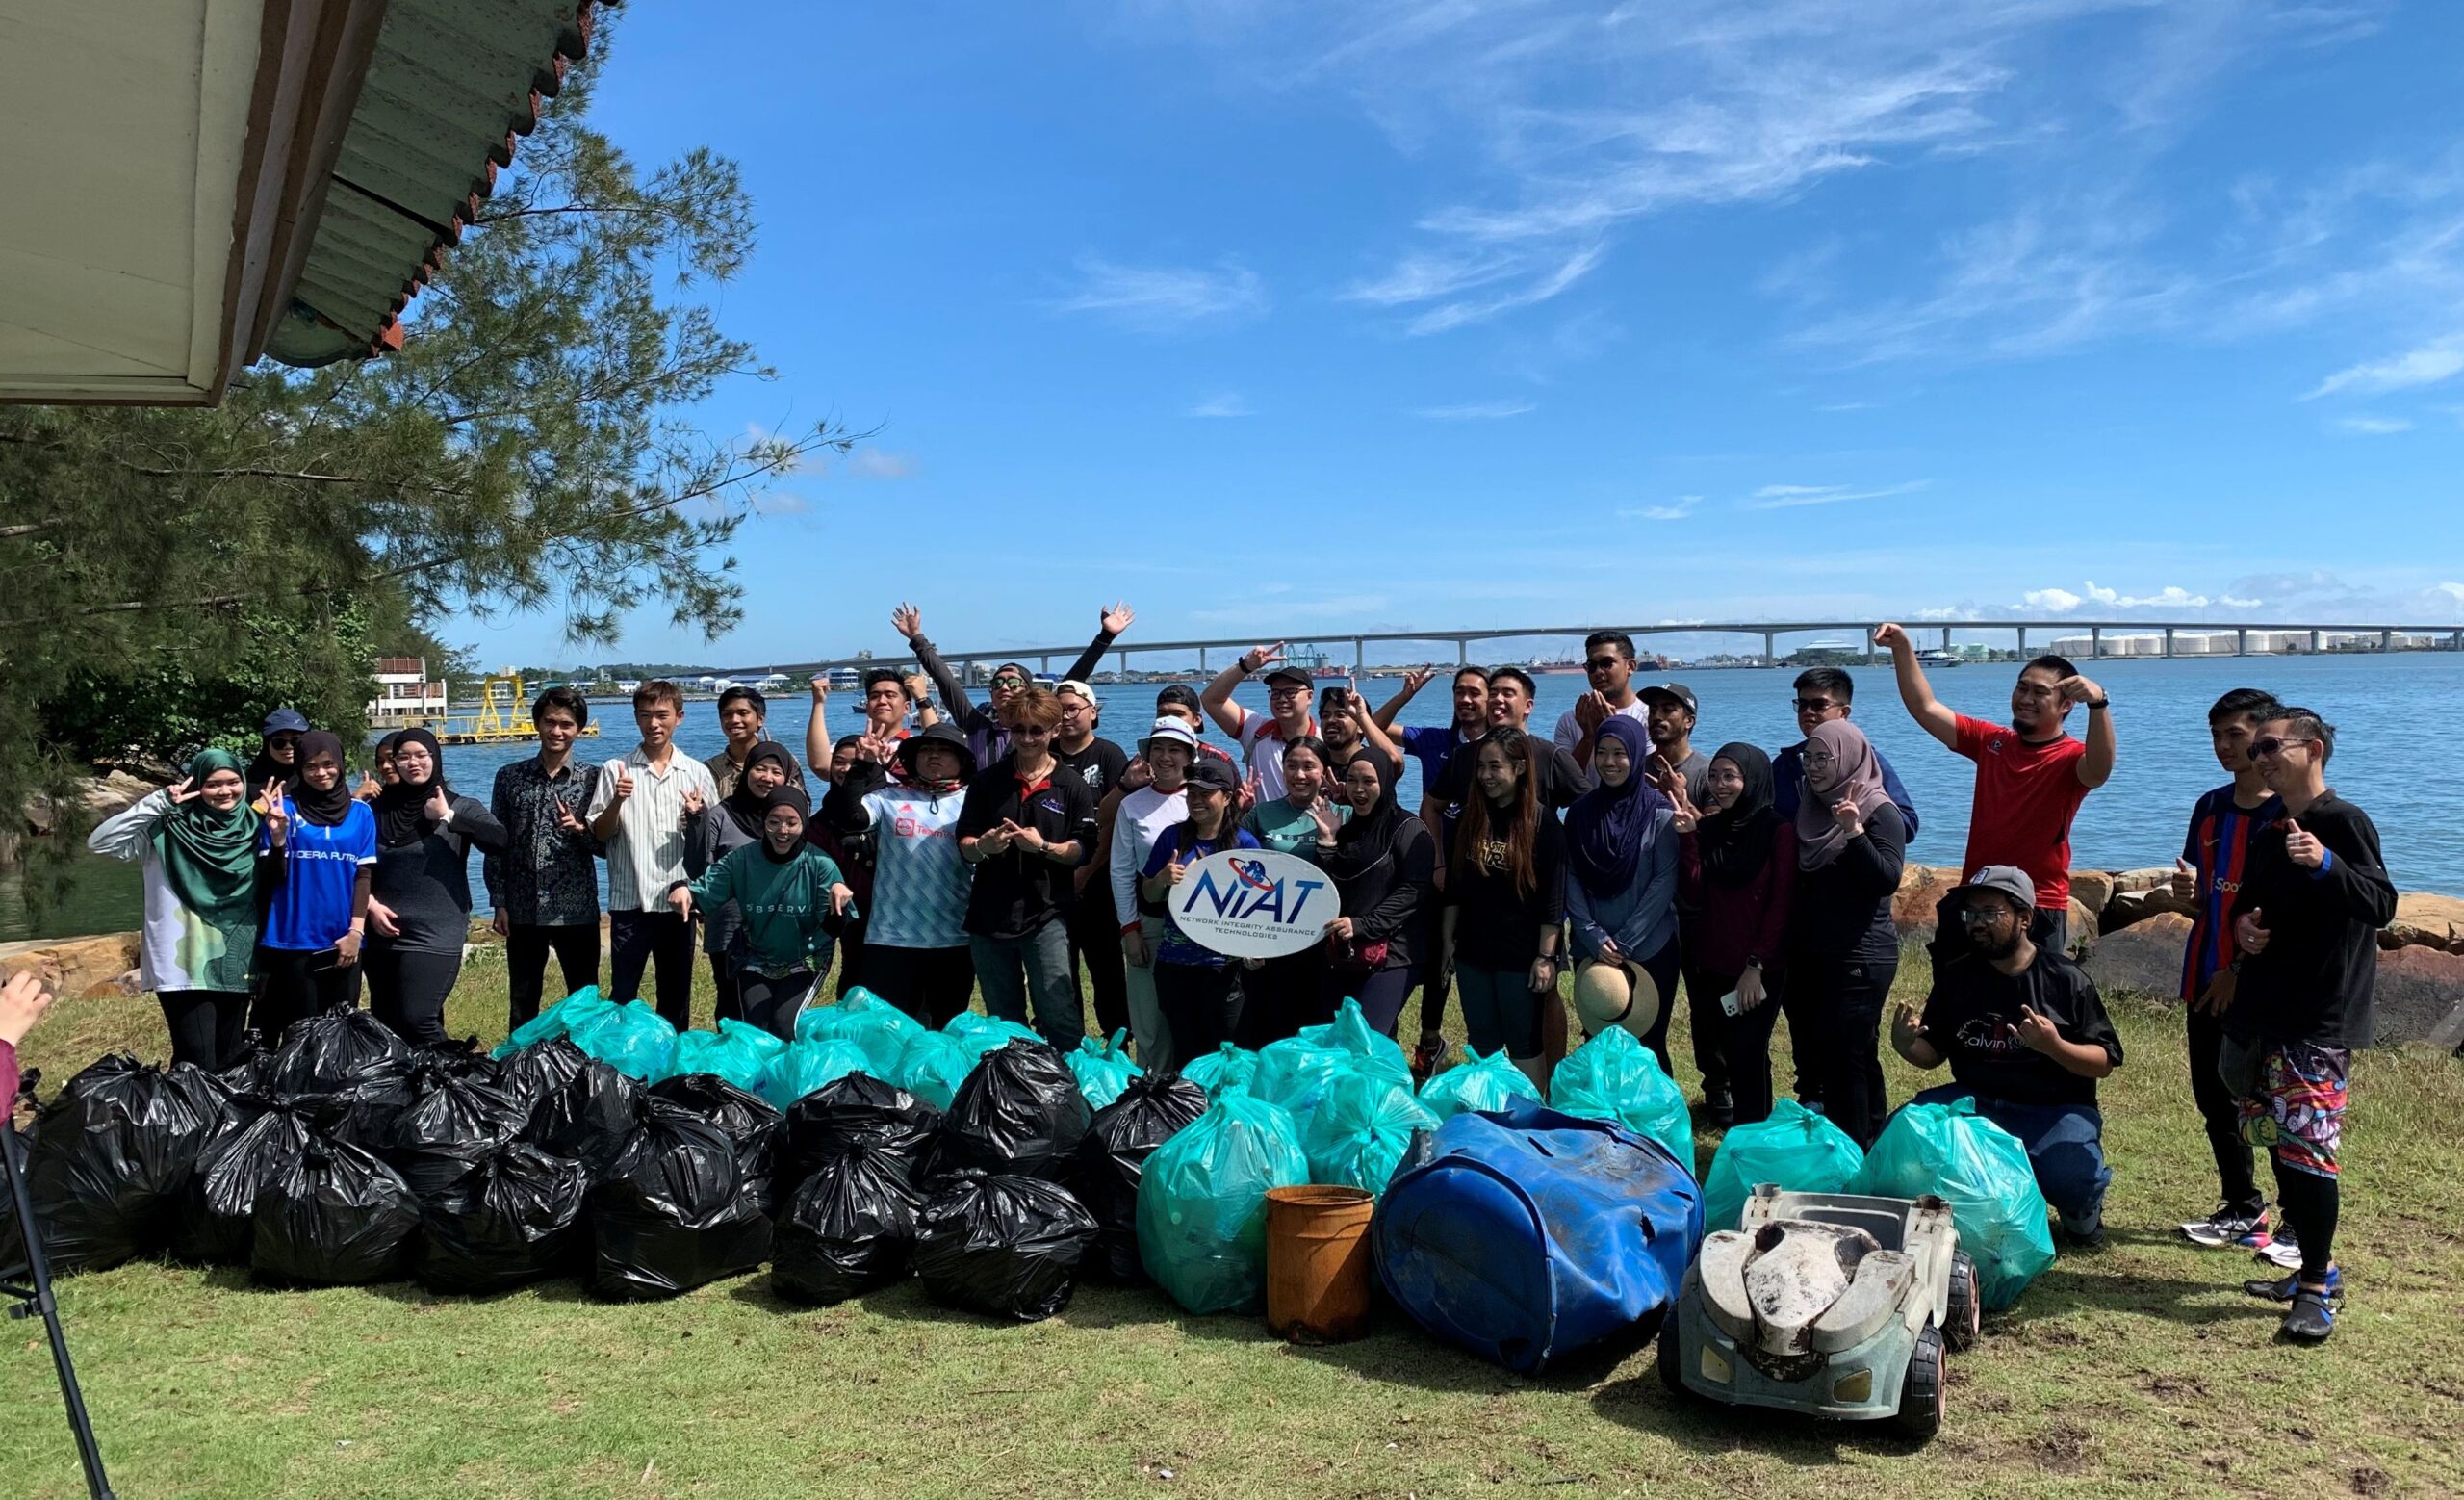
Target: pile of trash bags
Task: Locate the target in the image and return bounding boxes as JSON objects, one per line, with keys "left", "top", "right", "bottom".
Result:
{"left": 1850, "top": 1097, "right": 2056, "bottom": 1310}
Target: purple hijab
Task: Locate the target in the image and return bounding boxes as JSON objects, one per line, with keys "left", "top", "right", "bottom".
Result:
{"left": 1567, "top": 716, "right": 1667, "bottom": 893}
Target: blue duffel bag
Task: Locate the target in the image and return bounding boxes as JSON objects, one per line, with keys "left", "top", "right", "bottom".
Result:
{"left": 1373, "top": 1100, "right": 1703, "bottom": 1374}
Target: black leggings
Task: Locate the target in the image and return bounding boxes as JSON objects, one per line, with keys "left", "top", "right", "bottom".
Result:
{"left": 1155, "top": 962, "right": 1241, "bottom": 1060}
{"left": 732, "top": 970, "right": 819, "bottom": 1043}
{"left": 1322, "top": 966, "right": 1416, "bottom": 1039}
{"left": 1684, "top": 963, "right": 1786, "bottom": 1125}
{"left": 365, "top": 946, "right": 463, "bottom": 1047}
{"left": 251, "top": 945, "right": 364, "bottom": 1048}
{"left": 158, "top": 990, "right": 249, "bottom": 1071}
{"left": 2187, "top": 1004, "right": 2264, "bottom": 1218}
{"left": 707, "top": 952, "right": 741, "bottom": 1026}
{"left": 505, "top": 923, "right": 600, "bottom": 1031}
{"left": 1237, "top": 947, "right": 1331, "bottom": 1049}
{"left": 2272, "top": 1155, "right": 2340, "bottom": 1280}
{"left": 834, "top": 918, "right": 868, "bottom": 1001}
{"left": 1065, "top": 887, "right": 1131, "bottom": 1041}
{"left": 862, "top": 944, "right": 976, "bottom": 1027}
{"left": 1789, "top": 951, "right": 1898, "bottom": 1150}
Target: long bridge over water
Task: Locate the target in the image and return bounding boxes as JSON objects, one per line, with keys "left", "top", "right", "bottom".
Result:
{"left": 714, "top": 618, "right": 2464, "bottom": 680}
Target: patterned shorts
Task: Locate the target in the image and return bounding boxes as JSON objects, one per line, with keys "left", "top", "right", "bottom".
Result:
{"left": 2238, "top": 1041, "right": 2349, "bottom": 1179}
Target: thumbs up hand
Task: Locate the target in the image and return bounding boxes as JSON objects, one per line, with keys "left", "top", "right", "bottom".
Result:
{"left": 2170, "top": 857, "right": 2197, "bottom": 902}
{"left": 2283, "top": 818, "right": 2324, "bottom": 869}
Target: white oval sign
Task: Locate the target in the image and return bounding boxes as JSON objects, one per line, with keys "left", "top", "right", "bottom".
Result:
{"left": 1166, "top": 848, "right": 1343, "bottom": 960}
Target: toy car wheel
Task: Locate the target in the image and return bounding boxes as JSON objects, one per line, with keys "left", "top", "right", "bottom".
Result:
{"left": 1656, "top": 1322, "right": 1692, "bottom": 1398}
{"left": 1945, "top": 1251, "right": 1981, "bottom": 1352}
{"left": 1890, "top": 1322, "right": 1945, "bottom": 1442}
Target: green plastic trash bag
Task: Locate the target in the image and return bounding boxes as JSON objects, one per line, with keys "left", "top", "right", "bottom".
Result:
{"left": 1549, "top": 1026, "right": 1695, "bottom": 1176}
{"left": 1849, "top": 1098, "right": 2054, "bottom": 1311}
{"left": 831, "top": 990, "right": 927, "bottom": 1078}
{"left": 765, "top": 1038, "right": 872, "bottom": 1110}
{"left": 566, "top": 999, "right": 678, "bottom": 1082}
{"left": 1302, "top": 1071, "right": 1438, "bottom": 1195}
{"left": 946, "top": 1011, "right": 1042, "bottom": 1062}
{"left": 1297, "top": 997, "right": 1412, "bottom": 1081}
{"left": 1180, "top": 1043, "right": 1258, "bottom": 1100}
{"left": 491, "top": 988, "right": 611, "bottom": 1060}
{"left": 893, "top": 1031, "right": 977, "bottom": 1111}
{"left": 1417, "top": 1047, "right": 1544, "bottom": 1121}
{"left": 1137, "top": 1087, "right": 1308, "bottom": 1315}
{"left": 792, "top": 1000, "right": 847, "bottom": 1045}
{"left": 1067, "top": 1031, "right": 1143, "bottom": 1110}
{"left": 718, "top": 1018, "right": 787, "bottom": 1069}
{"left": 660, "top": 1026, "right": 774, "bottom": 1096}
{"left": 1700, "top": 1099, "right": 1864, "bottom": 1230}
{"left": 1252, "top": 1038, "right": 1347, "bottom": 1117}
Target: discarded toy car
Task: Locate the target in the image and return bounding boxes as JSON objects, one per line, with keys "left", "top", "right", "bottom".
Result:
{"left": 1658, "top": 1185, "right": 1979, "bottom": 1441}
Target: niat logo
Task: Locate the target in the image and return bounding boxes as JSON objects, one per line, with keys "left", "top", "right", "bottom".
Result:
{"left": 1179, "top": 857, "right": 1327, "bottom": 927}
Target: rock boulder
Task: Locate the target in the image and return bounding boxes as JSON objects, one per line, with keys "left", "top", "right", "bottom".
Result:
{"left": 1891, "top": 866, "right": 1964, "bottom": 938}
{"left": 2080, "top": 913, "right": 2191, "bottom": 1000}
{"left": 2374, "top": 946, "right": 2464, "bottom": 1049}
{"left": 0, "top": 933, "right": 143, "bottom": 1000}
{"left": 2380, "top": 892, "right": 2464, "bottom": 954}
{"left": 2110, "top": 866, "right": 2174, "bottom": 894}
{"left": 2067, "top": 870, "right": 2116, "bottom": 919}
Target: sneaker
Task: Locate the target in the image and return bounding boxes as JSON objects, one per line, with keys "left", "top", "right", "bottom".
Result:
{"left": 2253, "top": 1223, "right": 2302, "bottom": 1271}
{"left": 2279, "top": 1288, "right": 2336, "bottom": 1343}
{"left": 1410, "top": 1033, "right": 1448, "bottom": 1086}
{"left": 2180, "top": 1203, "right": 2270, "bottom": 1250}
{"left": 2242, "top": 1266, "right": 2342, "bottom": 1303}
{"left": 1705, "top": 1089, "right": 1734, "bottom": 1127}
{"left": 2059, "top": 1222, "right": 2109, "bottom": 1253}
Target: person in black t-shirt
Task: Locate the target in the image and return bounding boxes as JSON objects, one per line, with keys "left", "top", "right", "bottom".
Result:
{"left": 1892, "top": 866, "right": 2122, "bottom": 1246}
{"left": 957, "top": 687, "right": 1099, "bottom": 1050}
{"left": 1052, "top": 678, "right": 1133, "bottom": 1042}
{"left": 2220, "top": 706, "right": 2394, "bottom": 1344}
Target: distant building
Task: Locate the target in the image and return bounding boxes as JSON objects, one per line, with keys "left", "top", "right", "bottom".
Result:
{"left": 370, "top": 658, "right": 447, "bottom": 726}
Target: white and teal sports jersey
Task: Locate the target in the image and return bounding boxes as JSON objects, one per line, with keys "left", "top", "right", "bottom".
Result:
{"left": 860, "top": 784, "right": 970, "bottom": 950}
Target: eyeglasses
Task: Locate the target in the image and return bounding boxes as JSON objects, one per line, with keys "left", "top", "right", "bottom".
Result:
{"left": 991, "top": 675, "right": 1029, "bottom": 690}
{"left": 1585, "top": 657, "right": 1625, "bottom": 673}
{"left": 1801, "top": 749, "right": 1836, "bottom": 768}
{"left": 1957, "top": 904, "right": 2015, "bottom": 926}
{"left": 1791, "top": 698, "right": 1837, "bottom": 713}
{"left": 1268, "top": 685, "right": 1306, "bottom": 698}
{"left": 2250, "top": 736, "right": 2315, "bottom": 760}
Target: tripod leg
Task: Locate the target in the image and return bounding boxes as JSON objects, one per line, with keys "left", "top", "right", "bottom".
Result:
{"left": 2, "top": 1119, "right": 116, "bottom": 1499}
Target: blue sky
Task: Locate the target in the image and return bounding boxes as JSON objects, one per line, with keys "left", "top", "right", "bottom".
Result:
{"left": 461, "top": 1, "right": 2464, "bottom": 669}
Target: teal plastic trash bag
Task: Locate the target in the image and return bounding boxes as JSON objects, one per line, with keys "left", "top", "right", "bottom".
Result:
{"left": 792, "top": 1000, "right": 847, "bottom": 1045}
{"left": 1302, "top": 1071, "right": 1438, "bottom": 1195}
{"left": 764, "top": 1038, "right": 871, "bottom": 1110}
{"left": 1067, "top": 1031, "right": 1143, "bottom": 1110}
{"left": 1251, "top": 1038, "right": 1345, "bottom": 1116}
{"left": 1700, "top": 1099, "right": 1863, "bottom": 1231}
{"left": 1137, "top": 1087, "right": 1308, "bottom": 1314}
{"left": 892, "top": 1031, "right": 975, "bottom": 1111}
{"left": 1297, "top": 998, "right": 1412, "bottom": 1082}
{"left": 492, "top": 988, "right": 611, "bottom": 1060}
{"left": 660, "top": 1027, "right": 774, "bottom": 1096}
{"left": 719, "top": 1018, "right": 787, "bottom": 1070}
{"left": 946, "top": 1011, "right": 1042, "bottom": 1062}
{"left": 1849, "top": 1098, "right": 2054, "bottom": 1311}
{"left": 1181, "top": 1043, "right": 1258, "bottom": 1100}
{"left": 566, "top": 999, "right": 677, "bottom": 1082}
{"left": 832, "top": 990, "right": 926, "bottom": 1078}
{"left": 1548, "top": 1027, "right": 1694, "bottom": 1176}
{"left": 1418, "top": 1048, "right": 1543, "bottom": 1122}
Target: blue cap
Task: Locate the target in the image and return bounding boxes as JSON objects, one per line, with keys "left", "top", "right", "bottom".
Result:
{"left": 262, "top": 708, "right": 311, "bottom": 735}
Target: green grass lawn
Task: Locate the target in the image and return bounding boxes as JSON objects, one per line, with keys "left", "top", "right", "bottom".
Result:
{"left": 6, "top": 945, "right": 2462, "bottom": 1499}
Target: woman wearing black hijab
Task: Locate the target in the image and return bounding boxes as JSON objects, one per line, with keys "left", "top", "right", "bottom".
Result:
{"left": 363, "top": 728, "right": 508, "bottom": 1044}
{"left": 691, "top": 739, "right": 799, "bottom": 1020}
{"left": 253, "top": 730, "right": 376, "bottom": 1043}
{"left": 1315, "top": 749, "right": 1436, "bottom": 1038}
{"left": 1667, "top": 742, "right": 1798, "bottom": 1125}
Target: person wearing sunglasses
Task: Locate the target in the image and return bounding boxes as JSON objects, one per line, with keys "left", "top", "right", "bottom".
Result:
{"left": 2220, "top": 708, "right": 2394, "bottom": 1344}
{"left": 1770, "top": 667, "right": 1921, "bottom": 839}
{"left": 958, "top": 686, "right": 1099, "bottom": 1049}
{"left": 1553, "top": 631, "right": 1650, "bottom": 770}
{"left": 1876, "top": 622, "right": 2112, "bottom": 954}
{"left": 249, "top": 707, "right": 311, "bottom": 799}
{"left": 894, "top": 599, "right": 1134, "bottom": 769}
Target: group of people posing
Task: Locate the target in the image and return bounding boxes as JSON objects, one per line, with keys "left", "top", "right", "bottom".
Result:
{"left": 88, "top": 604, "right": 2390, "bottom": 1344}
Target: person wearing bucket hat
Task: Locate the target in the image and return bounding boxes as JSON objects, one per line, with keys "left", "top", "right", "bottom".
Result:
{"left": 820, "top": 720, "right": 980, "bottom": 1023}
{"left": 1564, "top": 717, "right": 1681, "bottom": 1068}
{"left": 1892, "top": 865, "right": 2124, "bottom": 1248}
{"left": 1783, "top": 717, "right": 1907, "bottom": 1148}
{"left": 1111, "top": 715, "right": 1199, "bottom": 1066}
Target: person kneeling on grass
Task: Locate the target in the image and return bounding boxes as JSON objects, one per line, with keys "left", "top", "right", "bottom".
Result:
{"left": 668, "top": 787, "right": 857, "bottom": 1042}
{"left": 1889, "top": 866, "right": 2123, "bottom": 1249}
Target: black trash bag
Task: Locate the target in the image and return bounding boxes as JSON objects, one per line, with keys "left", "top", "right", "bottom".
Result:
{"left": 911, "top": 1170, "right": 1098, "bottom": 1322}
{"left": 267, "top": 1006, "right": 412, "bottom": 1096}
{"left": 249, "top": 1136, "right": 421, "bottom": 1285}
{"left": 416, "top": 1142, "right": 589, "bottom": 1294}
{"left": 295, "top": 1056, "right": 419, "bottom": 1152}
{"left": 771, "top": 1151, "right": 923, "bottom": 1305}
{"left": 213, "top": 1031, "right": 276, "bottom": 1098}
{"left": 526, "top": 1054, "right": 644, "bottom": 1182}
{"left": 587, "top": 1096, "right": 772, "bottom": 1300}
{"left": 781, "top": 1073, "right": 939, "bottom": 1196}
{"left": 13, "top": 1053, "right": 227, "bottom": 1273}
{"left": 173, "top": 1095, "right": 314, "bottom": 1264}
{"left": 925, "top": 1041, "right": 1091, "bottom": 1183}
{"left": 650, "top": 1073, "right": 783, "bottom": 1213}
{"left": 499, "top": 1037, "right": 589, "bottom": 1122}
{"left": 366, "top": 1053, "right": 529, "bottom": 1203}
{"left": 1073, "top": 1070, "right": 1207, "bottom": 1281}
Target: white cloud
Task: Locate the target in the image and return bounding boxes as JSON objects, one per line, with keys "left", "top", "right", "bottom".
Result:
{"left": 2306, "top": 342, "right": 2464, "bottom": 400}
{"left": 2219, "top": 593, "right": 2264, "bottom": 608}
{"left": 2332, "top": 414, "right": 2412, "bottom": 434}
{"left": 2430, "top": 582, "right": 2464, "bottom": 605}
{"left": 843, "top": 449, "right": 916, "bottom": 479}
{"left": 2022, "top": 587, "right": 2085, "bottom": 611}
{"left": 1915, "top": 606, "right": 1982, "bottom": 621}
{"left": 1055, "top": 255, "right": 1267, "bottom": 332}
{"left": 1618, "top": 496, "right": 1701, "bottom": 521}
{"left": 1742, "top": 479, "right": 1929, "bottom": 510}
{"left": 1187, "top": 392, "right": 1254, "bottom": 418}
{"left": 1411, "top": 399, "right": 1538, "bottom": 420}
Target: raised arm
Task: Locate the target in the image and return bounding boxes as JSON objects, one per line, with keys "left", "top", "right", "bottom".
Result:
{"left": 1063, "top": 601, "right": 1134, "bottom": 684}
{"left": 805, "top": 675, "right": 835, "bottom": 781}
{"left": 2058, "top": 673, "right": 2116, "bottom": 789}
{"left": 1201, "top": 642, "right": 1282, "bottom": 737}
{"left": 1874, "top": 624, "right": 1959, "bottom": 749}
{"left": 1373, "top": 668, "right": 1432, "bottom": 732}
{"left": 1350, "top": 688, "right": 1402, "bottom": 771}
{"left": 87, "top": 789, "right": 171, "bottom": 861}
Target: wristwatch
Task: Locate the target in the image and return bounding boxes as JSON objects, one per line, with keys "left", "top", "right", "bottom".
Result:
{"left": 2085, "top": 695, "right": 2111, "bottom": 711}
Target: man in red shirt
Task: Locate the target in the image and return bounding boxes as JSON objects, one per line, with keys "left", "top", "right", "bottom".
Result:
{"left": 1875, "top": 623, "right": 2116, "bottom": 954}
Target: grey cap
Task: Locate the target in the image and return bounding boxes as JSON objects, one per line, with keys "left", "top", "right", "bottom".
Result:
{"left": 1639, "top": 682, "right": 1698, "bottom": 714}
{"left": 1964, "top": 865, "right": 2037, "bottom": 912}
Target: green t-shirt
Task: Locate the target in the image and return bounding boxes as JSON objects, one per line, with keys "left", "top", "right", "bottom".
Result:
{"left": 1241, "top": 798, "right": 1346, "bottom": 861}
{"left": 683, "top": 843, "right": 854, "bottom": 977}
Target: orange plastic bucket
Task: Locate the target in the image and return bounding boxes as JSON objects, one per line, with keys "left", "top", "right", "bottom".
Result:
{"left": 1265, "top": 1184, "right": 1376, "bottom": 1344}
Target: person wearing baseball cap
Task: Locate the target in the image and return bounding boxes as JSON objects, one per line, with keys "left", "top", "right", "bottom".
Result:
{"left": 249, "top": 706, "right": 312, "bottom": 791}
{"left": 1051, "top": 677, "right": 1134, "bottom": 1046}
{"left": 1637, "top": 682, "right": 1709, "bottom": 810}
{"left": 1138, "top": 754, "right": 1263, "bottom": 1059}
{"left": 1890, "top": 865, "right": 2124, "bottom": 1251}
{"left": 1199, "top": 641, "right": 1322, "bottom": 801}
{"left": 1110, "top": 716, "right": 1201, "bottom": 1068}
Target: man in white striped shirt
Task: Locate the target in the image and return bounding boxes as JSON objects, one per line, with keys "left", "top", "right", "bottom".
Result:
{"left": 588, "top": 680, "right": 716, "bottom": 1027}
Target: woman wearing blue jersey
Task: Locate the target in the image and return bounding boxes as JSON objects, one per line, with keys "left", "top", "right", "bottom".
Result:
{"left": 253, "top": 730, "right": 375, "bottom": 1044}
{"left": 821, "top": 720, "right": 978, "bottom": 1024}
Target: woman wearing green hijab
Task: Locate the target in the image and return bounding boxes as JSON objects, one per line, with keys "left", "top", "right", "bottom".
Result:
{"left": 88, "top": 747, "right": 284, "bottom": 1068}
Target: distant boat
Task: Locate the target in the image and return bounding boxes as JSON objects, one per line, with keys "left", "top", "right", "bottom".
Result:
{"left": 1914, "top": 649, "right": 1963, "bottom": 668}
{"left": 827, "top": 666, "right": 861, "bottom": 691}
